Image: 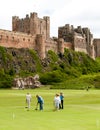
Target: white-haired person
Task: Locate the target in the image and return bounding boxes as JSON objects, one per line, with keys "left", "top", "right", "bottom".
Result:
{"left": 54, "top": 94, "right": 61, "bottom": 111}
{"left": 26, "top": 93, "right": 32, "bottom": 110}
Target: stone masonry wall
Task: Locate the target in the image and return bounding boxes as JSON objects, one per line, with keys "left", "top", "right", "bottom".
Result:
{"left": 0, "top": 29, "right": 36, "bottom": 49}
{"left": 45, "top": 38, "right": 58, "bottom": 55}
{"left": 58, "top": 24, "right": 96, "bottom": 58}
{"left": 74, "top": 32, "right": 87, "bottom": 53}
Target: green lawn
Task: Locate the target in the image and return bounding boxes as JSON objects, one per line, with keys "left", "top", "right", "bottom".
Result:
{"left": 0, "top": 89, "right": 100, "bottom": 130}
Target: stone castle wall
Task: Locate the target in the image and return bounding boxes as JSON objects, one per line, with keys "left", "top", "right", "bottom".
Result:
{"left": 74, "top": 32, "right": 87, "bottom": 53}
{"left": 58, "top": 24, "right": 97, "bottom": 59}
{"left": 0, "top": 29, "right": 36, "bottom": 48}
{"left": 0, "top": 12, "right": 100, "bottom": 59}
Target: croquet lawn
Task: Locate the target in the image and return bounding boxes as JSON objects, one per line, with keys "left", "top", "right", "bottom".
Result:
{"left": 0, "top": 89, "right": 100, "bottom": 130}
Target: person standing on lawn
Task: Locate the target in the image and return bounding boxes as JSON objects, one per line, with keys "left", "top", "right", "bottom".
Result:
{"left": 54, "top": 94, "right": 61, "bottom": 111}
{"left": 59, "top": 92, "right": 64, "bottom": 109}
{"left": 36, "top": 95, "right": 44, "bottom": 110}
{"left": 26, "top": 93, "right": 32, "bottom": 110}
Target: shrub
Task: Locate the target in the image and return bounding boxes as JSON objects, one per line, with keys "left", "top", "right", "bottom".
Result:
{"left": 93, "top": 75, "right": 100, "bottom": 89}
{"left": 47, "top": 50, "right": 58, "bottom": 62}
{"left": 40, "top": 70, "right": 67, "bottom": 85}
{"left": 0, "top": 70, "right": 13, "bottom": 88}
{"left": 29, "top": 49, "right": 42, "bottom": 72}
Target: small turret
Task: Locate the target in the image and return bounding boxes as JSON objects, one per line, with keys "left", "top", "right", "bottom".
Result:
{"left": 43, "top": 16, "right": 50, "bottom": 39}
{"left": 12, "top": 16, "right": 19, "bottom": 31}
{"left": 36, "top": 34, "right": 45, "bottom": 59}
{"left": 58, "top": 38, "right": 64, "bottom": 54}
{"left": 30, "top": 12, "right": 38, "bottom": 35}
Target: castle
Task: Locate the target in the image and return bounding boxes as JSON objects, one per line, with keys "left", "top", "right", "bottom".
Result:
{"left": 0, "top": 12, "right": 100, "bottom": 59}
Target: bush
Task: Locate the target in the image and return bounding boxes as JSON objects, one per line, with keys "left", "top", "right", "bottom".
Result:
{"left": 29, "top": 49, "right": 42, "bottom": 72}
{"left": 47, "top": 50, "right": 58, "bottom": 62}
{"left": 50, "top": 79, "right": 89, "bottom": 89}
{"left": 40, "top": 70, "right": 67, "bottom": 85}
{"left": 0, "top": 69, "right": 13, "bottom": 88}
{"left": 93, "top": 75, "right": 100, "bottom": 89}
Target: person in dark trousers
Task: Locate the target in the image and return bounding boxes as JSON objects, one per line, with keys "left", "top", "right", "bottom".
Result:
{"left": 59, "top": 92, "right": 64, "bottom": 109}
{"left": 36, "top": 95, "right": 44, "bottom": 110}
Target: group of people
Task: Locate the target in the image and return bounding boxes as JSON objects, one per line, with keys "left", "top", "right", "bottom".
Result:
{"left": 26, "top": 92, "right": 64, "bottom": 111}
{"left": 26, "top": 93, "right": 44, "bottom": 111}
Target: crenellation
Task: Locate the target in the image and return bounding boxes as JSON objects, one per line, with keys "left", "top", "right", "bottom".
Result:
{"left": 26, "top": 14, "right": 29, "bottom": 18}
{"left": 30, "top": 12, "right": 38, "bottom": 18}
{"left": 75, "top": 26, "right": 83, "bottom": 35}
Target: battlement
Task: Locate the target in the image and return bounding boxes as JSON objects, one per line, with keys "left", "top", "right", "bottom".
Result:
{"left": 43, "top": 16, "right": 50, "bottom": 20}
{"left": 12, "top": 16, "right": 19, "bottom": 20}
{"left": 30, "top": 12, "right": 38, "bottom": 18}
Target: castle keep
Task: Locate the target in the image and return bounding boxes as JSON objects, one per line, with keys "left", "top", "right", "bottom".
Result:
{"left": 0, "top": 12, "right": 100, "bottom": 59}
{"left": 12, "top": 12, "right": 50, "bottom": 39}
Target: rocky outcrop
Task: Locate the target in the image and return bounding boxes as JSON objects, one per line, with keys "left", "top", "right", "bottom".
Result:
{"left": 13, "top": 74, "right": 41, "bottom": 89}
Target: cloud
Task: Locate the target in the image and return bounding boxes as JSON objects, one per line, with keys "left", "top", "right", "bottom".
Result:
{"left": 0, "top": 0, "right": 100, "bottom": 38}
{"left": 50, "top": 0, "right": 100, "bottom": 38}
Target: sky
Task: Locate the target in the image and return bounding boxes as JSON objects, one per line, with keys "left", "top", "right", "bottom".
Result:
{"left": 0, "top": 0, "right": 100, "bottom": 38}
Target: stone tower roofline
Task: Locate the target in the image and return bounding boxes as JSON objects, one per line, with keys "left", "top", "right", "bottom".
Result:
{"left": 12, "top": 16, "right": 19, "bottom": 20}
{"left": 43, "top": 16, "right": 50, "bottom": 21}
{"left": 12, "top": 12, "right": 49, "bottom": 21}
{"left": 30, "top": 12, "right": 38, "bottom": 18}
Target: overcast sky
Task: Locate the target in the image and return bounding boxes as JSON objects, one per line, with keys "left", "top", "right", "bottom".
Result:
{"left": 0, "top": 0, "right": 100, "bottom": 38}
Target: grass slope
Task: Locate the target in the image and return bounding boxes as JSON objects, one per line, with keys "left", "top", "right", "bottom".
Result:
{"left": 0, "top": 89, "right": 100, "bottom": 130}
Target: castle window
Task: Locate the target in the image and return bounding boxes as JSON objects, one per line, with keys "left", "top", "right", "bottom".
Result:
{"left": 63, "top": 30, "right": 66, "bottom": 34}
{"left": 12, "top": 37, "right": 14, "bottom": 41}
{"left": 28, "top": 39, "right": 30, "bottom": 42}
{"left": 0, "top": 35, "right": 2, "bottom": 40}
{"left": 23, "top": 38, "right": 25, "bottom": 41}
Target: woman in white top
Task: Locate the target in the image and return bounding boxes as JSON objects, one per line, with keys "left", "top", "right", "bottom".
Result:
{"left": 54, "top": 94, "right": 61, "bottom": 110}
{"left": 26, "top": 93, "right": 31, "bottom": 110}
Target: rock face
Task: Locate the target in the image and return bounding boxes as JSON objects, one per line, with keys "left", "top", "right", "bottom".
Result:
{"left": 13, "top": 74, "right": 41, "bottom": 89}
{"left": 0, "top": 47, "right": 43, "bottom": 74}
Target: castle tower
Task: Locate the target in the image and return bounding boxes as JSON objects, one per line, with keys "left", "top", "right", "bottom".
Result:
{"left": 43, "top": 16, "right": 50, "bottom": 40}
{"left": 93, "top": 39, "right": 100, "bottom": 57}
{"left": 30, "top": 12, "right": 38, "bottom": 35}
{"left": 58, "top": 38, "right": 64, "bottom": 54}
{"left": 36, "top": 34, "right": 45, "bottom": 59}
{"left": 12, "top": 16, "right": 19, "bottom": 31}
{"left": 90, "top": 44, "right": 95, "bottom": 59}
{"left": 24, "top": 14, "right": 30, "bottom": 34}
{"left": 82, "top": 28, "right": 91, "bottom": 55}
